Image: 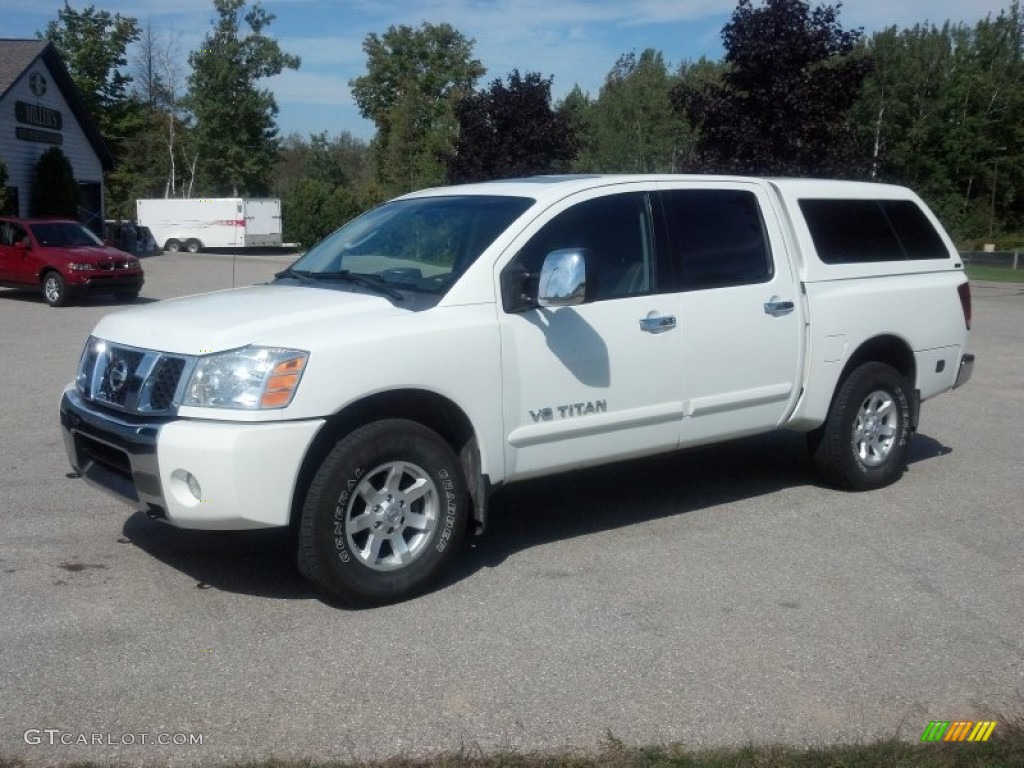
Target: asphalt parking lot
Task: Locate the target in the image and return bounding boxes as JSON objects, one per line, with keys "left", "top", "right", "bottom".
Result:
{"left": 1, "top": 254, "right": 1021, "bottom": 766}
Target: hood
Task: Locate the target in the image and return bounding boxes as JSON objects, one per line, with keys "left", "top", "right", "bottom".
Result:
{"left": 46, "top": 245, "right": 131, "bottom": 262}
{"left": 91, "top": 283, "right": 409, "bottom": 354}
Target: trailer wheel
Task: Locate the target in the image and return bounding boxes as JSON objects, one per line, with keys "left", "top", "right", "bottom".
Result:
{"left": 185, "top": 239, "right": 202, "bottom": 254}
{"left": 164, "top": 239, "right": 181, "bottom": 253}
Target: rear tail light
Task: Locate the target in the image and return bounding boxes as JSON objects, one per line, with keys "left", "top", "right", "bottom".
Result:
{"left": 957, "top": 281, "right": 972, "bottom": 330}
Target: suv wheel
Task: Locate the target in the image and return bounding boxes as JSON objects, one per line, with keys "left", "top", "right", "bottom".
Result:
{"left": 42, "top": 271, "right": 68, "bottom": 307}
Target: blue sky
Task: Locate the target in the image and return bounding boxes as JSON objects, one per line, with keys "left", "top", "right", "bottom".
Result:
{"left": 2, "top": 1, "right": 1015, "bottom": 141}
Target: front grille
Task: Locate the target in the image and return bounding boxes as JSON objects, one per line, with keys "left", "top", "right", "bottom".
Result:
{"left": 97, "top": 348, "right": 144, "bottom": 407}
{"left": 149, "top": 357, "right": 186, "bottom": 410}
{"left": 77, "top": 338, "right": 194, "bottom": 415}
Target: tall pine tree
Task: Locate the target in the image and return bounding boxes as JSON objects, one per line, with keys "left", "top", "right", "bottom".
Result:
{"left": 186, "top": 0, "right": 299, "bottom": 195}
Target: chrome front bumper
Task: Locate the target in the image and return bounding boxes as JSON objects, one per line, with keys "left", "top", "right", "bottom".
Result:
{"left": 60, "top": 386, "right": 324, "bottom": 530}
{"left": 60, "top": 387, "right": 167, "bottom": 514}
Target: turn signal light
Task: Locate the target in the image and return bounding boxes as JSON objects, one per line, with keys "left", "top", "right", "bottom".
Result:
{"left": 260, "top": 356, "right": 307, "bottom": 408}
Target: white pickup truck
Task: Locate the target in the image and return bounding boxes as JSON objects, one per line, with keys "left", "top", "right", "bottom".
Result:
{"left": 60, "top": 175, "right": 974, "bottom": 604}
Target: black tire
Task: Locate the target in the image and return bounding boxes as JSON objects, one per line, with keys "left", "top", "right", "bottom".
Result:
{"left": 115, "top": 291, "right": 140, "bottom": 302}
{"left": 41, "top": 271, "right": 68, "bottom": 307}
{"left": 185, "top": 239, "right": 202, "bottom": 254}
{"left": 297, "top": 419, "right": 469, "bottom": 605}
{"left": 164, "top": 239, "right": 181, "bottom": 253}
{"left": 811, "top": 362, "right": 912, "bottom": 491}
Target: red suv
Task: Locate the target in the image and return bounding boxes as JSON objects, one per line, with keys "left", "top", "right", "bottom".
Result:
{"left": 0, "top": 217, "right": 145, "bottom": 307}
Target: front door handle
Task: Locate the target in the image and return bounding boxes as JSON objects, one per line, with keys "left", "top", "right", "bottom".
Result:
{"left": 764, "top": 298, "right": 794, "bottom": 317}
{"left": 639, "top": 314, "right": 676, "bottom": 333}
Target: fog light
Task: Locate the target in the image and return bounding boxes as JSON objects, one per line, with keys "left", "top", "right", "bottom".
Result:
{"left": 186, "top": 473, "right": 202, "bottom": 501}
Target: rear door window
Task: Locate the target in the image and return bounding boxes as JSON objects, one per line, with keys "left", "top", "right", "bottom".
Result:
{"left": 659, "top": 189, "right": 773, "bottom": 290}
{"left": 799, "top": 199, "right": 949, "bottom": 263}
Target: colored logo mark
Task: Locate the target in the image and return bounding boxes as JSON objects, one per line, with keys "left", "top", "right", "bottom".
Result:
{"left": 920, "top": 720, "right": 997, "bottom": 742}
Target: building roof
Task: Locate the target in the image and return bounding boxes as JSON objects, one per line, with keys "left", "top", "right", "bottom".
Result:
{"left": 0, "top": 38, "right": 114, "bottom": 171}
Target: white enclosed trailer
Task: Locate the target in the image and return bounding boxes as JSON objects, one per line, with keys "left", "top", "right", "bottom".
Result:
{"left": 136, "top": 198, "right": 282, "bottom": 252}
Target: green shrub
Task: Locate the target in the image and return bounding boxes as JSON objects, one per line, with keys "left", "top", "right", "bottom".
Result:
{"left": 30, "top": 147, "right": 79, "bottom": 218}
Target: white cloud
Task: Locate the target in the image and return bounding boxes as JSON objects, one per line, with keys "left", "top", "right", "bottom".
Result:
{"left": 273, "top": 35, "right": 365, "bottom": 67}
{"left": 267, "top": 69, "right": 353, "bottom": 106}
{"left": 841, "top": 0, "right": 1015, "bottom": 31}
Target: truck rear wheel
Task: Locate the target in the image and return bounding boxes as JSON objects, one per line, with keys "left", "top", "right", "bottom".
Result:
{"left": 811, "top": 362, "right": 911, "bottom": 490}
{"left": 297, "top": 419, "right": 469, "bottom": 605}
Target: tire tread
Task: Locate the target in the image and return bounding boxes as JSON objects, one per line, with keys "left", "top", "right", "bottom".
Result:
{"left": 812, "top": 362, "right": 911, "bottom": 491}
{"left": 296, "top": 418, "right": 468, "bottom": 605}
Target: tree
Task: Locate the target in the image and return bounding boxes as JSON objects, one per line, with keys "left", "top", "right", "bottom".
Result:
{"left": 275, "top": 131, "right": 374, "bottom": 191}
{"left": 42, "top": 2, "right": 140, "bottom": 136}
{"left": 672, "top": 0, "right": 872, "bottom": 176}
{"left": 282, "top": 179, "right": 368, "bottom": 247}
{"left": 351, "top": 23, "right": 484, "bottom": 193}
{"left": 42, "top": 2, "right": 145, "bottom": 217}
{"left": 186, "top": 0, "right": 300, "bottom": 195}
{"left": 574, "top": 50, "right": 689, "bottom": 173}
{"left": 274, "top": 131, "right": 380, "bottom": 247}
{"left": 118, "top": 23, "right": 202, "bottom": 204}
{"left": 276, "top": 132, "right": 376, "bottom": 245}
{"left": 851, "top": 5, "right": 1024, "bottom": 243}
{"left": 447, "top": 70, "right": 578, "bottom": 183}
{"left": 31, "top": 147, "right": 79, "bottom": 218}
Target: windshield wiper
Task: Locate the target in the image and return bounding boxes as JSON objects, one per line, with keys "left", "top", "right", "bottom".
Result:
{"left": 274, "top": 268, "right": 405, "bottom": 301}
{"left": 274, "top": 267, "right": 311, "bottom": 281}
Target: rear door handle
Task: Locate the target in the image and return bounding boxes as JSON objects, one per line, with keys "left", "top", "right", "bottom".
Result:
{"left": 763, "top": 298, "right": 794, "bottom": 317}
{"left": 639, "top": 314, "right": 676, "bottom": 333}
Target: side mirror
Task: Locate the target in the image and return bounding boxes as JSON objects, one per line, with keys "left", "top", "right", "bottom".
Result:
{"left": 538, "top": 248, "right": 588, "bottom": 307}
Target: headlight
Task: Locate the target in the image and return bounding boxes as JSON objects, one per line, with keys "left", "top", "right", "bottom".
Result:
{"left": 68, "top": 262, "right": 93, "bottom": 271}
{"left": 183, "top": 346, "right": 309, "bottom": 410}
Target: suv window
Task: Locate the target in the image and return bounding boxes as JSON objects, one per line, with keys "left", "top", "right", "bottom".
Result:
{"left": 799, "top": 199, "right": 949, "bottom": 263}
{"left": 0, "top": 221, "right": 27, "bottom": 247}
{"left": 659, "top": 189, "right": 772, "bottom": 290}
{"left": 508, "top": 192, "right": 661, "bottom": 302}
{"left": 29, "top": 222, "right": 104, "bottom": 247}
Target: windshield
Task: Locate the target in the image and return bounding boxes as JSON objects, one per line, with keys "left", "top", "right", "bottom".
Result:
{"left": 29, "top": 222, "right": 103, "bottom": 247}
{"left": 286, "top": 195, "right": 533, "bottom": 293}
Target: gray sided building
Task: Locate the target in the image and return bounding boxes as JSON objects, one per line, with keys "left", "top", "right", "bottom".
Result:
{"left": 0, "top": 39, "right": 113, "bottom": 233}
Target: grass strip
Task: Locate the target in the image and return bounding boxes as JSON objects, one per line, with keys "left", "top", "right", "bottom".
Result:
{"left": 2, "top": 718, "right": 1023, "bottom": 768}
{"left": 965, "top": 264, "right": 1024, "bottom": 282}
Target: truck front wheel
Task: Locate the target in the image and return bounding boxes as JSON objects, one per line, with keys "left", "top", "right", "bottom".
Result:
{"left": 811, "top": 362, "right": 912, "bottom": 491}
{"left": 297, "top": 419, "right": 469, "bottom": 605}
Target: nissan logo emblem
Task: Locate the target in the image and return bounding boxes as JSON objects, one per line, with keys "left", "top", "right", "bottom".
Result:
{"left": 108, "top": 358, "right": 129, "bottom": 393}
